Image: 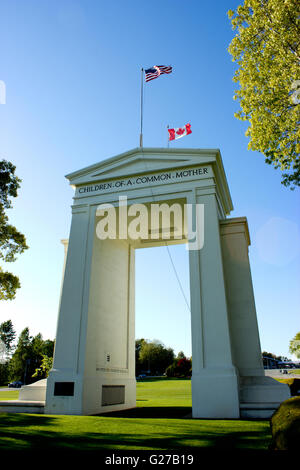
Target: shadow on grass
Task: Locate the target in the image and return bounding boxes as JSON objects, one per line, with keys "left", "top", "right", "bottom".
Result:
{"left": 99, "top": 406, "right": 192, "bottom": 419}
{"left": 0, "top": 410, "right": 272, "bottom": 452}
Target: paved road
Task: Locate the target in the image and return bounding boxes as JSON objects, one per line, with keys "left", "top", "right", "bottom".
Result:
{"left": 0, "top": 387, "right": 20, "bottom": 392}
{"left": 265, "top": 369, "right": 300, "bottom": 379}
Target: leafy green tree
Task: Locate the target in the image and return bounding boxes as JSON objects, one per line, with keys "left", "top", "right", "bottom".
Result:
{"left": 0, "top": 360, "right": 9, "bottom": 385}
{"left": 262, "top": 351, "right": 277, "bottom": 359}
{"left": 135, "top": 338, "right": 146, "bottom": 376}
{"left": 0, "top": 319, "right": 16, "bottom": 353}
{"left": 0, "top": 339, "right": 6, "bottom": 363}
{"left": 8, "top": 327, "right": 54, "bottom": 384}
{"left": 228, "top": 0, "right": 300, "bottom": 188}
{"left": 139, "top": 340, "right": 174, "bottom": 375}
{"left": 42, "top": 339, "right": 55, "bottom": 358}
{"left": 165, "top": 354, "right": 192, "bottom": 378}
{"left": 0, "top": 160, "right": 28, "bottom": 299}
{"left": 32, "top": 354, "right": 53, "bottom": 379}
{"left": 289, "top": 332, "right": 300, "bottom": 359}
{"left": 177, "top": 351, "right": 186, "bottom": 359}
{"left": 0, "top": 320, "right": 16, "bottom": 384}
{"left": 8, "top": 327, "right": 32, "bottom": 382}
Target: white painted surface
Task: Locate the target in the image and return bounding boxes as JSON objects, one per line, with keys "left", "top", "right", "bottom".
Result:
{"left": 19, "top": 379, "right": 47, "bottom": 401}
{"left": 40, "top": 148, "right": 290, "bottom": 417}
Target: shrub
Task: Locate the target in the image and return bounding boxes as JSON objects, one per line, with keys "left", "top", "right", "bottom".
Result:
{"left": 165, "top": 357, "right": 191, "bottom": 378}
{"left": 276, "top": 378, "right": 300, "bottom": 396}
{"left": 270, "top": 397, "right": 300, "bottom": 450}
{"left": 290, "top": 379, "right": 300, "bottom": 396}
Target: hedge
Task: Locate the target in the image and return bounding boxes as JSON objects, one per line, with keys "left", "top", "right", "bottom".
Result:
{"left": 275, "top": 378, "right": 300, "bottom": 396}
{"left": 270, "top": 396, "right": 300, "bottom": 450}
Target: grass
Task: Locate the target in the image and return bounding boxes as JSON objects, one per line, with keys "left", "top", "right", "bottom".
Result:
{"left": 275, "top": 378, "right": 295, "bottom": 386}
{"left": 0, "top": 378, "right": 272, "bottom": 452}
{"left": 0, "top": 390, "right": 19, "bottom": 401}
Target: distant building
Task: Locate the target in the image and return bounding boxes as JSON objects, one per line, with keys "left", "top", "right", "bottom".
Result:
{"left": 263, "top": 356, "right": 299, "bottom": 369}
{"left": 263, "top": 356, "right": 279, "bottom": 369}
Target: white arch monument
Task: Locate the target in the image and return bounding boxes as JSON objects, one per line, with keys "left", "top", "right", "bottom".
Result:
{"left": 42, "top": 147, "right": 289, "bottom": 418}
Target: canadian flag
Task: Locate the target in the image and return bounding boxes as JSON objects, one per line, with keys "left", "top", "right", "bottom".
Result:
{"left": 168, "top": 123, "right": 192, "bottom": 141}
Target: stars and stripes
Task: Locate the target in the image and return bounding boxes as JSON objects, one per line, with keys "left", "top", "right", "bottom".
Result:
{"left": 144, "top": 65, "right": 172, "bottom": 82}
{"left": 140, "top": 64, "right": 193, "bottom": 145}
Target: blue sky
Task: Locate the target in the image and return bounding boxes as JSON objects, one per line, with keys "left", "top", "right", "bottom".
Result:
{"left": 0, "top": 0, "right": 299, "bottom": 359}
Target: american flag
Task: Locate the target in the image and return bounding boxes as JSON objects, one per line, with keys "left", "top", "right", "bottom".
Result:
{"left": 144, "top": 65, "right": 172, "bottom": 82}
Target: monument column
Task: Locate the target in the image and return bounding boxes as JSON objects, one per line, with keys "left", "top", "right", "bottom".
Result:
{"left": 45, "top": 204, "right": 95, "bottom": 415}
{"left": 219, "top": 218, "right": 264, "bottom": 377}
{"left": 219, "top": 217, "right": 290, "bottom": 417}
{"left": 188, "top": 189, "right": 240, "bottom": 418}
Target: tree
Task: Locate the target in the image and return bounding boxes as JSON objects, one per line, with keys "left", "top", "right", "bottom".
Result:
{"left": 8, "top": 327, "right": 54, "bottom": 384}
{"left": 8, "top": 327, "right": 32, "bottom": 382}
{"left": 228, "top": 0, "right": 300, "bottom": 188}
{"left": 262, "top": 351, "right": 278, "bottom": 359}
{"left": 0, "top": 160, "right": 28, "bottom": 300}
{"left": 138, "top": 339, "right": 175, "bottom": 376}
{"left": 0, "top": 343, "right": 9, "bottom": 385}
{"left": 32, "top": 354, "right": 53, "bottom": 379}
{"left": 0, "top": 320, "right": 16, "bottom": 384}
{"left": 289, "top": 332, "right": 300, "bottom": 358}
{"left": 135, "top": 338, "right": 146, "bottom": 376}
{"left": 177, "top": 351, "right": 186, "bottom": 359}
{"left": 165, "top": 353, "right": 192, "bottom": 378}
{"left": 0, "top": 339, "right": 6, "bottom": 363}
{"left": 0, "top": 319, "right": 16, "bottom": 353}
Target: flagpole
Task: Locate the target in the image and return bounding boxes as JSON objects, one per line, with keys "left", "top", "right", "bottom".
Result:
{"left": 140, "top": 68, "right": 144, "bottom": 147}
{"left": 167, "top": 125, "right": 170, "bottom": 148}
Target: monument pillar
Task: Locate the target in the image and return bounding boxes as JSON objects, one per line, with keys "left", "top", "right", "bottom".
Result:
{"left": 220, "top": 217, "right": 290, "bottom": 417}
{"left": 45, "top": 204, "right": 95, "bottom": 414}
{"left": 220, "top": 218, "right": 264, "bottom": 377}
{"left": 46, "top": 203, "right": 136, "bottom": 415}
{"left": 189, "top": 191, "right": 240, "bottom": 418}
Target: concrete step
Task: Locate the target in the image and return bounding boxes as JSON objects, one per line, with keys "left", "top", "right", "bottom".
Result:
{"left": 240, "top": 402, "right": 280, "bottom": 419}
{"left": 0, "top": 400, "right": 45, "bottom": 414}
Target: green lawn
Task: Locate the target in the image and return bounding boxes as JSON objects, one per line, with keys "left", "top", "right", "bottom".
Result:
{"left": 0, "top": 378, "right": 271, "bottom": 451}
{"left": 0, "top": 390, "right": 19, "bottom": 401}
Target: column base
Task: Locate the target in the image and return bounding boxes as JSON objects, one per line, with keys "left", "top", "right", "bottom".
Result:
{"left": 45, "top": 369, "right": 136, "bottom": 416}
{"left": 239, "top": 375, "right": 291, "bottom": 418}
{"left": 192, "top": 368, "right": 240, "bottom": 418}
{"left": 83, "top": 375, "right": 136, "bottom": 415}
{"left": 45, "top": 369, "right": 84, "bottom": 415}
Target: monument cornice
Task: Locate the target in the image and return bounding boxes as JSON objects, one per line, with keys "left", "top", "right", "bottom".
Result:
{"left": 65, "top": 147, "right": 233, "bottom": 215}
{"left": 220, "top": 217, "right": 251, "bottom": 246}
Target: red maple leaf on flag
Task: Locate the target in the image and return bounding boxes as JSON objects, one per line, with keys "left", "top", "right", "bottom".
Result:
{"left": 185, "top": 123, "right": 192, "bottom": 135}
{"left": 168, "top": 128, "right": 175, "bottom": 140}
{"left": 176, "top": 128, "right": 185, "bottom": 136}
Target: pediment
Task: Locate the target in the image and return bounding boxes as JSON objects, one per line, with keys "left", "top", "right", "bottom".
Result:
{"left": 92, "top": 156, "right": 190, "bottom": 179}
{"left": 66, "top": 147, "right": 218, "bottom": 186}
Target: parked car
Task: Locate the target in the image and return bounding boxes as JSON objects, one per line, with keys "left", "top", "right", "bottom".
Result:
{"left": 8, "top": 381, "right": 23, "bottom": 388}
